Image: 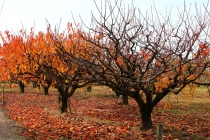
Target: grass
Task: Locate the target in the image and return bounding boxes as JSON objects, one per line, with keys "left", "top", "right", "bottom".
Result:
{"left": 157, "top": 87, "right": 210, "bottom": 140}
{"left": 167, "top": 129, "right": 208, "bottom": 140}
{"left": 83, "top": 116, "right": 122, "bottom": 125}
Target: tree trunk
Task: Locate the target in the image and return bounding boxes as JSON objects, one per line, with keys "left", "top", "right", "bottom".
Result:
{"left": 114, "top": 90, "right": 129, "bottom": 105}
{"left": 59, "top": 95, "right": 68, "bottom": 113}
{"left": 57, "top": 86, "right": 77, "bottom": 113}
{"left": 19, "top": 81, "right": 25, "bottom": 93}
{"left": 87, "top": 84, "right": 92, "bottom": 92}
{"left": 43, "top": 86, "right": 49, "bottom": 95}
{"left": 32, "top": 81, "right": 37, "bottom": 88}
{"left": 9, "top": 82, "right": 12, "bottom": 88}
{"left": 134, "top": 93, "right": 153, "bottom": 130}
{"left": 122, "top": 95, "right": 129, "bottom": 105}
{"left": 139, "top": 104, "right": 153, "bottom": 130}
{"left": 207, "top": 86, "right": 210, "bottom": 96}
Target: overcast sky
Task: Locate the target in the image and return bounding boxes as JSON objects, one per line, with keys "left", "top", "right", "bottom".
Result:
{"left": 0, "top": 0, "right": 209, "bottom": 33}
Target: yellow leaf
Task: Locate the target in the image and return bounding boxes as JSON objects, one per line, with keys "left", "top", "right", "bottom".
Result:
{"left": 162, "top": 77, "right": 169, "bottom": 83}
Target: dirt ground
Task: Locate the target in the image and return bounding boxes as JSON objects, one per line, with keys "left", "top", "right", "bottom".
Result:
{"left": 0, "top": 105, "right": 25, "bottom": 140}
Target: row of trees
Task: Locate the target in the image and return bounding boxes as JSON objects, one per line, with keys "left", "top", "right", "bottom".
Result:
{"left": 0, "top": 0, "right": 210, "bottom": 130}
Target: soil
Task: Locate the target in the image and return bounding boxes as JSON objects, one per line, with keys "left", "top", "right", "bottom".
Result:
{"left": 0, "top": 105, "right": 25, "bottom": 140}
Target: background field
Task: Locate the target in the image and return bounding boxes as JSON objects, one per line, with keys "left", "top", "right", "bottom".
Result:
{"left": 0, "top": 83, "right": 210, "bottom": 140}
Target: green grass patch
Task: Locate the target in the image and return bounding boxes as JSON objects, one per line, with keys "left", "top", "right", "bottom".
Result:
{"left": 164, "top": 127, "right": 208, "bottom": 140}
{"left": 83, "top": 116, "right": 122, "bottom": 125}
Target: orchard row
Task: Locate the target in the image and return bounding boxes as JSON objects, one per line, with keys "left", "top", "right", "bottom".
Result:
{"left": 0, "top": 1, "right": 210, "bottom": 130}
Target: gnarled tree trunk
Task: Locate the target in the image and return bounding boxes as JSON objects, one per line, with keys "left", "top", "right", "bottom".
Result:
{"left": 59, "top": 94, "right": 68, "bottom": 113}
{"left": 122, "top": 95, "right": 129, "bottom": 105}
{"left": 43, "top": 86, "right": 49, "bottom": 95}
{"left": 32, "top": 81, "right": 37, "bottom": 88}
{"left": 19, "top": 81, "right": 25, "bottom": 93}
{"left": 115, "top": 91, "right": 129, "bottom": 105}
{"left": 134, "top": 92, "right": 153, "bottom": 130}
{"left": 41, "top": 84, "right": 50, "bottom": 95}
{"left": 139, "top": 103, "right": 153, "bottom": 130}
{"left": 57, "top": 86, "right": 77, "bottom": 113}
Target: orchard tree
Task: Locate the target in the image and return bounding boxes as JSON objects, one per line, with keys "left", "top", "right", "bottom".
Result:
{"left": 0, "top": 29, "right": 33, "bottom": 93}
{"left": 0, "top": 28, "right": 52, "bottom": 94}
{"left": 75, "top": 0, "right": 210, "bottom": 130}
{"left": 25, "top": 30, "right": 55, "bottom": 95}
{"left": 29, "top": 24, "right": 93, "bottom": 113}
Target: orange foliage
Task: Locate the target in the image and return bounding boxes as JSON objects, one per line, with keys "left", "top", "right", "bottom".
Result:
{"left": 117, "top": 57, "right": 123, "bottom": 66}
{"left": 0, "top": 29, "right": 31, "bottom": 83}
{"left": 156, "top": 61, "right": 161, "bottom": 66}
{"left": 182, "top": 65, "right": 187, "bottom": 71}
{"left": 154, "top": 76, "right": 170, "bottom": 93}
{"left": 198, "top": 43, "right": 210, "bottom": 57}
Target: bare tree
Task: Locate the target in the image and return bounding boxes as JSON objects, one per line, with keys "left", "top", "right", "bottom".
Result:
{"left": 73, "top": 0, "right": 210, "bottom": 130}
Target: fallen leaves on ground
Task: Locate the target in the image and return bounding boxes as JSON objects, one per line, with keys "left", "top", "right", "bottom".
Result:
{"left": 1, "top": 93, "right": 210, "bottom": 139}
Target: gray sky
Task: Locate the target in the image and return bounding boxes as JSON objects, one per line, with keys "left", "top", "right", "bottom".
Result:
{"left": 0, "top": 0, "right": 209, "bottom": 33}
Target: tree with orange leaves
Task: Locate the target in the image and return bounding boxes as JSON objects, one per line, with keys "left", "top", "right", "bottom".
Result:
{"left": 26, "top": 23, "right": 94, "bottom": 112}
{"left": 25, "top": 30, "right": 54, "bottom": 95}
{"left": 0, "top": 28, "right": 53, "bottom": 94}
{"left": 0, "top": 22, "right": 94, "bottom": 112}
{"left": 0, "top": 29, "right": 33, "bottom": 93}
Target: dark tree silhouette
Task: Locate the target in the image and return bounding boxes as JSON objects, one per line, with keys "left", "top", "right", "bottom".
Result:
{"left": 74, "top": 0, "right": 210, "bottom": 130}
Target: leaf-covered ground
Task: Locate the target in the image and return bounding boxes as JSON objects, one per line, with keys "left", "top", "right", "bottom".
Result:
{"left": 1, "top": 89, "right": 210, "bottom": 140}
